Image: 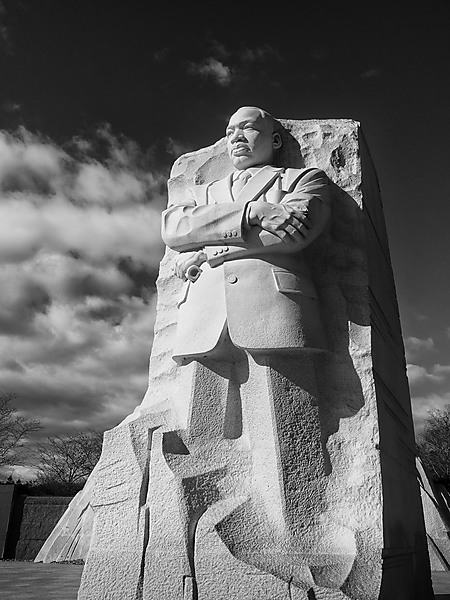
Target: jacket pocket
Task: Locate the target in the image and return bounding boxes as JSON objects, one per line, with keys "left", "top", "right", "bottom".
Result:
{"left": 272, "top": 270, "right": 317, "bottom": 299}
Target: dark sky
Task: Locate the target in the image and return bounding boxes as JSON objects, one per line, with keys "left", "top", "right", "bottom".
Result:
{"left": 0, "top": 1, "right": 449, "bottom": 474}
{"left": 2, "top": 3, "right": 448, "bottom": 309}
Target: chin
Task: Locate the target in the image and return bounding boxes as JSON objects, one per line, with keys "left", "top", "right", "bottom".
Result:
{"left": 232, "top": 156, "right": 255, "bottom": 170}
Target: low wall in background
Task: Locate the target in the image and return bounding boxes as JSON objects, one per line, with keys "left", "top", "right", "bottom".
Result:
{"left": 4, "top": 491, "right": 72, "bottom": 560}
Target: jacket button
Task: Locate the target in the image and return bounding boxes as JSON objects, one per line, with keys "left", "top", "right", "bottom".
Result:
{"left": 227, "top": 275, "right": 238, "bottom": 284}
{"left": 232, "top": 231, "right": 238, "bottom": 237}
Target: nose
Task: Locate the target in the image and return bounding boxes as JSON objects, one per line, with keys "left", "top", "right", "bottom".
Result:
{"left": 230, "top": 128, "right": 245, "bottom": 143}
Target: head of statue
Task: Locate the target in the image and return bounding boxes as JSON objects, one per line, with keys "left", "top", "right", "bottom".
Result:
{"left": 226, "top": 106, "right": 282, "bottom": 170}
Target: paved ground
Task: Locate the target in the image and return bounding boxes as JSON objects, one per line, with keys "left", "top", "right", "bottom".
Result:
{"left": 433, "top": 572, "right": 450, "bottom": 599}
{"left": 0, "top": 561, "right": 83, "bottom": 600}
{"left": 0, "top": 562, "right": 450, "bottom": 599}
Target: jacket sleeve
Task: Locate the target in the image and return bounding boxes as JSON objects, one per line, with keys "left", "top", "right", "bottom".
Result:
{"left": 205, "top": 168, "right": 331, "bottom": 266}
{"left": 161, "top": 185, "right": 249, "bottom": 252}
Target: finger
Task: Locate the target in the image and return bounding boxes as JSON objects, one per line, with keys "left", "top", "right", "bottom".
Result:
{"left": 295, "top": 212, "right": 312, "bottom": 228}
{"left": 287, "top": 215, "right": 303, "bottom": 231}
{"left": 275, "top": 229, "right": 297, "bottom": 245}
{"left": 266, "top": 221, "right": 298, "bottom": 239}
{"left": 274, "top": 217, "right": 303, "bottom": 234}
{"left": 176, "top": 259, "right": 190, "bottom": 276}
{"left": 285, "top": 224, "right": 305, "bottom": 243}
{"left": 284, "top": 203, "right": 307, "bottom": 216}
{"left": 287, "top": 221, "right": 309, "bottom": 239}
{"left": 298, "top": 214, "right": 312, "bottom": 228}
{"left": 284, "top": 204, "right": 297, "bottom": 215}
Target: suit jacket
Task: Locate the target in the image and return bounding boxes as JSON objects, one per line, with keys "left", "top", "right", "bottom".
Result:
{"left": 161, "top": 165, "right": 331, "bottom": 363}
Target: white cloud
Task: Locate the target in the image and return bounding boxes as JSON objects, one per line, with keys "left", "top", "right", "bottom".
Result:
{"left": 209, "top": 39, "right": 230, "bottom": 59}
{"left": 1, "top": 101, "right": 21, "bottom": 114}
{"left": 361, "top": 68, "right": 381, "bottom": 79}
{"left": 407, "top": 360, "right": 450, "bottom": 434}
{"left": 407, "top": 364, "right": 442, "bottom": 386}
{"left": 407, "top": 362, "right": 450, "bottom": 392}
{"left": 0, "top": 126, "right": 165, "bottom": 441}
{"left": 165, "top": 137, "right": 194, "bottom": 159}
{"left": 0, "top": 128, "right": 166, "bottom": 268}
{"left": 187, "top": 44, "right": 281, "bottom": 89}
{"left": 0, "top": 197, "right": 163, "bottom": 266}
{"left": 412, "top": 393, "right": 450, "bottom": 434}
{"left": 240, "top": 44, "right": 281, "bottom": 62}
{"left": 73, "top": 163, "right": 146, "bottom": 205}
{"left": 433, "top": 364, "right": 450, "bottom": 376}
{"left": 0, "top": 293, "right": 156, "bottom": 437}
{"left": 152, "top": 47, "right": 169, "bottom": 63}
{"left": 404, "top": 336, "right": 435, "bottom": 361}
{"left": 188, "top": 58, "right": 232, "bottom": 86}
{"left": 408, "top": 361, "right": 450, "bottom": 382}
{"left": 0, "top": 465, "right": 38, "bottom": 482}
{"left": 0, "top": 129, "right": 66, "bottom": 194}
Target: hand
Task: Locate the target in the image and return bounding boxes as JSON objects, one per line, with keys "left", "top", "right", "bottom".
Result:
{"left": 173, "top": 250, "right": 207, "bottom": 280}
{"left": 247, "top": 200, "right": 311, "bottom": 245}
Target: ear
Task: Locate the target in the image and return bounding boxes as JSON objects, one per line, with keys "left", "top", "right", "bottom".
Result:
{"left": 272, "top": 132, "right": 282, "bottom": 149}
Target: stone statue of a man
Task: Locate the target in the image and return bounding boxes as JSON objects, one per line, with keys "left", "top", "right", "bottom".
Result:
{"left": 38, "top": 107, "right": 434, "bottom": 600}
{"left": 158, "top": 107, "right": 356, "bottom": 597}
{"left": 163, "top": 106, "right": 330, "bottom": 360}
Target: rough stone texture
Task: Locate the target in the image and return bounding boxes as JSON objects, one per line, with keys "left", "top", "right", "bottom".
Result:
{"left": 10, "top": 496, "right": 72, "bottom": 560}
{"left": 417, "top": 459, "right": 450, "bottom": 571}
{"left": 37, "top": 119, "right": 433, "bottom": 599}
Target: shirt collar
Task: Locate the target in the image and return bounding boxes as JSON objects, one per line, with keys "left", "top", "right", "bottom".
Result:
{"left": 232, "top": 165, "right": 283, "bottom": 180}
{"left": 233, "top": 166, "right": 264, "bottom": 181}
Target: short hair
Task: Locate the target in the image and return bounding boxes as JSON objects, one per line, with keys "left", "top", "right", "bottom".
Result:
{"left": 230, "top": 106, "right": 283, "bottom": 134}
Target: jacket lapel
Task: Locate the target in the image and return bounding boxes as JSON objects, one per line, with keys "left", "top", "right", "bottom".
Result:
{"left": 208, "top": 174, "right": 234, "bottom": 204}
{"left": 235, "top": 166, "right": 283, "bottom": 204}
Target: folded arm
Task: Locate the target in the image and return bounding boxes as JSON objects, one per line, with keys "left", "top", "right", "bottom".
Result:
{"left": 205, "top": 168, "right": 331, "bottom": 265}
{"left": 161, "top": 188, "right": 249, "bottom": 252}
{"left": 163, "top": 168, "right": 331, "bottom": 277}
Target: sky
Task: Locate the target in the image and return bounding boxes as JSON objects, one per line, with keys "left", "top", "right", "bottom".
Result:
{"left": 0, "top": 1, "right": 449, "bottom": 475}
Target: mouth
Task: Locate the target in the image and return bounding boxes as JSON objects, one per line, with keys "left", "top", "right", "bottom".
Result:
{"left": 232, "top": 144, "right": 250, "bottom": 156}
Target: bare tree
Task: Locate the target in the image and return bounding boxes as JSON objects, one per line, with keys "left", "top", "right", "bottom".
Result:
{"left": 417, "top": 405, "right": 450, "bottom": 482}
{"left": 33, "top": 430, "right": 104, "bottom": 494}
{"left": 0, "top": 393, "right": 40, "bottom": 468}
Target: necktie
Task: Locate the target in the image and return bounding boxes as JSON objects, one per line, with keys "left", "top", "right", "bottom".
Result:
{"left": 232, "top": 170, "right": 252, "bottom": 198}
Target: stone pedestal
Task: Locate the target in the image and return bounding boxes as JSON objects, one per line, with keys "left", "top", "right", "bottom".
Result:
{"left": 36, "top": 119, "right": 434, "bottom": 600}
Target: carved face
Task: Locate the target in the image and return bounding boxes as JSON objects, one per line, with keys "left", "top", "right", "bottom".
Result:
{"left": 226, "top": 107, "right": 281, "bottom": 170}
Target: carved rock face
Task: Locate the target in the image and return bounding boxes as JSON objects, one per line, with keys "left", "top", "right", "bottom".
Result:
{"left": 37, "top": 117, "right": 433, "bottom": 600}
